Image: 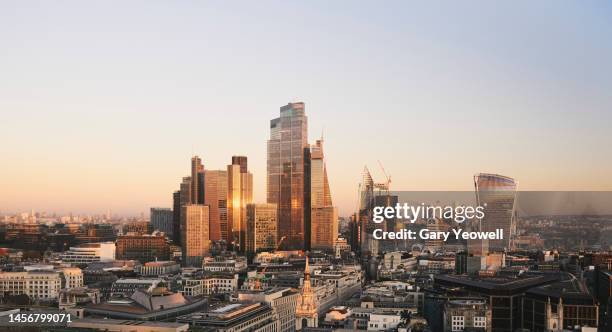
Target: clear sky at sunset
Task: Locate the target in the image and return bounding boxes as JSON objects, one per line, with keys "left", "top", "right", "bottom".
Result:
{"left": 1, "top": 1, "right": 611, "bottom": 216}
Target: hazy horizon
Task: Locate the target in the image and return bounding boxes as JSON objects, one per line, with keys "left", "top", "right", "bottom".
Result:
{"left": 1, "top": 1, "right": 611, "bottom": 217}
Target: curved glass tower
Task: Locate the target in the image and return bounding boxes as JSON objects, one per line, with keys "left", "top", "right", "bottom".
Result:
{"left": 473, "top": 173, "right": 518, "bottom": 252}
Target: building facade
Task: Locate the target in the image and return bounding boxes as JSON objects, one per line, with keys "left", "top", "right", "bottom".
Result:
{"left": 204, "top": 170, "right": 228, "bottom": 242}
{"left": 61, "top": 242, "right": 116, "bottom": 264}
{"left": 0, "top": 271, "right": 62, "bottom": 300}
{"left": 227, "top": 156, "right": 253, "bottom": 251}
{"left": 151, "top": 207, "right": 174, "bottom": 236}
{"left": 473, "top": 173, "right": 517, "bottom": 253}
{"left": 181, "top": 204, "right": 210, "bottom": 267}
{"left": 116, "top": 233, "right": 170, "bottom": 263}
{"left": 246, "top": 203, "right": 278, "bottom": 253}
{"left": 267, "top": 102, "right": 309, "bottom": 250}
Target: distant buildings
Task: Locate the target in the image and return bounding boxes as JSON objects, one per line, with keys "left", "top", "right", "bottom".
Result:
{"left": 150, "top": 207, "right": 173, "bottom": 236}
{"left": 204, "top": 169, "right": 228, "bottom": 242}
{"left": 181, "top": 204, "right": 210, "bottom": 267}
{"left": 135, "top": 261, "right": 180, "bottom": 276}
{"left": 116, "top": 233, "right": 169, "bottom": 263}
{"left": 61, "top": 242, "right": 116, "bottom": 264}
{"left": 246, "top": 203, "right": 278, "bottom": 253}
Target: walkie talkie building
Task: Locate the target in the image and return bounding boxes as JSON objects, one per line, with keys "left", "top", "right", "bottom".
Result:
{"left": 473, "top": 173, "right": 518, "bottom": 252}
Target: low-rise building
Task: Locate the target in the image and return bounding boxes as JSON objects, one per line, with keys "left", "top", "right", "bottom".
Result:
{"left": 61, "top": 242, "right": 116, "bottom": 264}
{"left": 176, "top": 302, "right": 276, "bottom": 332}
{"left": 0, "top": 271, "right": 62, "bottom": 301}
{"left": 136, "top": 261, "right": 180, "bottom": 276}
{"left": 202, "top": 274, "right": 238, "bottom": 295}
{"left": 443, "top": 299, "right": 491, "bottom": 332}
{"left": 238, "top": 287, "right": 299, "bottom": 332}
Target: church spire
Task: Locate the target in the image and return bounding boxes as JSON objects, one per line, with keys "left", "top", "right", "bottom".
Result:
{"left": 295, "top": 256, "right": 318, "bottom": 330}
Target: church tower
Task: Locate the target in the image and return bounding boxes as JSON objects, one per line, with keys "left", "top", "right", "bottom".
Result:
{"left": 296, "top": 257, "right": 318, "bottom": 330}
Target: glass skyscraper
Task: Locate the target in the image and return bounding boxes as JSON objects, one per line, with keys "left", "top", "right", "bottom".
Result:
{"left": 473, "top": 173, "right": 518, "bottom": 252}
{"left": 227, "top": 156, "right": 253, "bottom": 251}
{"left": 267, "top": 102, "right": 309, "bottom": 249}
{"left": 309, "top": 139, "right": 337, "bottom": 250}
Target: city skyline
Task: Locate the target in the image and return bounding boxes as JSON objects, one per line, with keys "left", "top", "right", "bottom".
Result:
{"left": 2, "top": 2, "right": 612, "bottom": 216}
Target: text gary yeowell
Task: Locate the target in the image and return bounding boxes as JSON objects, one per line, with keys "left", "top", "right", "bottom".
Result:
{"left": 371, "top": 203, "right": 504, "bottom": 241}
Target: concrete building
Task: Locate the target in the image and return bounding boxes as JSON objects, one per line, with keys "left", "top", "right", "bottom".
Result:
{"left": 177, "top": 302, "right": 277, "bottom": 332}
{"left": 246, "top": 203, "right": 278, "bottom": 253}
{"left": 151, "top": 207, "right": 174, "bottom": 236}
{"left": 60, "top": 267, "right": 84, "bottom": 289}
{"left": 135, "top": 261, "right": 180, "bottom": 276}
{"left": 238, "top": 287, "right": 300, "bottom": 332}
{"left": 116, "top": 233, "right": 170, "bottom": 263}
{"left": 204, "top": 170, "right": 228, "bottom": 242}
{"left": 202, "top": 274, "right": 238, "bottom": 295}
{"left": 68, "top": 318, "right": 189, "bottom": 332}
{"left": 61, "top": 242, "right": 116, "bottom": 264}
{"left": 443, "top": 299, "right": 491, "bottom": 332}
{"left": 181, "top": 204, "right": 210, "bottom": 267}
{"left": 0, "top": 271, "right": 62, "bottom": 300}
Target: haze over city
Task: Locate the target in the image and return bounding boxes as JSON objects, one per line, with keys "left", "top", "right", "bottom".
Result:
{"left": 1, "top": 1, "right": 611, "bottom": 216}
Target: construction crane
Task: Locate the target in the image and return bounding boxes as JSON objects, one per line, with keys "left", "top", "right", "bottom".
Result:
{"left": 374, "top": 160, "right": 391, "bottom": 194}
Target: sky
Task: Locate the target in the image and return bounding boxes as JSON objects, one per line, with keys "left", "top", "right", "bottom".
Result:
{"left": 1, "top": 1, "right": 611, "bottom": 217}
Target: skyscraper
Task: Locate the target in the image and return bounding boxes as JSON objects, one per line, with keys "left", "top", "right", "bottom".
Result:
{"left": 191, "top": 156, "right": 205, "bottom": 204}
{"left": 172, "top": 191, "right": 181, "bottom": 244}
{"left": 267, "top": 102, "right": 309, "bottom": 250}
{"left": 150, "top": 207, "right": 173, "bottom": 236}
{"left": 181, "top": 204, "right": 210, "bottom": 267}
{"left": 473, "top": 173, "right": 517, "bottom": 252}
{"left": 227, "top": 156, "right": 253, "bottom": 251}
{"left": 309, "top": 139, "right": 337, "bottom": 251}
{"left": 172, "top": 176, "right": 192, "bottom": 245}
{"left": 204, "top": 170, "right": 228, "bottom": 242}
{"left": 246, "top": 203, "right": 278, "bottom": 254}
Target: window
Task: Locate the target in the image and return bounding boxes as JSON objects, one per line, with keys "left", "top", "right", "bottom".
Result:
{"left": 451, "top": 316, "right": 465, "bottom": 331}
{"left": 474, "top": 316, "right": 486, "bottom": 328}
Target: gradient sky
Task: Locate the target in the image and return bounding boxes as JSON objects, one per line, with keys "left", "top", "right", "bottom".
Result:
{"left": 1, "top": 1, "right": 611, "bottom": 217}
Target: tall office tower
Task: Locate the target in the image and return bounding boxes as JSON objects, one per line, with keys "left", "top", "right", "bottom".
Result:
{"left": 473, "top": 173, "right": 517, "bottom": 253}
{"left": 171, "top": 176, "right": 192, "bottom": 245}
{"left": 246, "top": 203, "right": 278, "bottom": 254}
{"left": 150, "top": 208, "right": 173, "bottom": 236}
{"left": 374, "top": 194, "right": 399, "bottom": 252}
{"left": 311, "top": 207, "right": 338, "bottom": 250}
{"left": 227, "top": 156, "right": 253, "bottom": 251}
{"left": 181, "top": 204, "right": 210, "bottom": 267}
{"left": 190, "top": 156, "right": 205, "bottom": 204}
{"left": 358, "top": 167, "right": 376, "bottom": 256}
{"left": 310, "top": 139, "right": 332, "bottom": 207}
{"left": 172, "top": 191, "right": 181, "bottom": 244}
{"left": 204, "top": 170, "right": 228, "bottom": 242}
{"left": 309, "top": 139, "right": 337, "bottom": 250}
{"left": 267, "top": 102, "right": 309, "bottom": 249}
